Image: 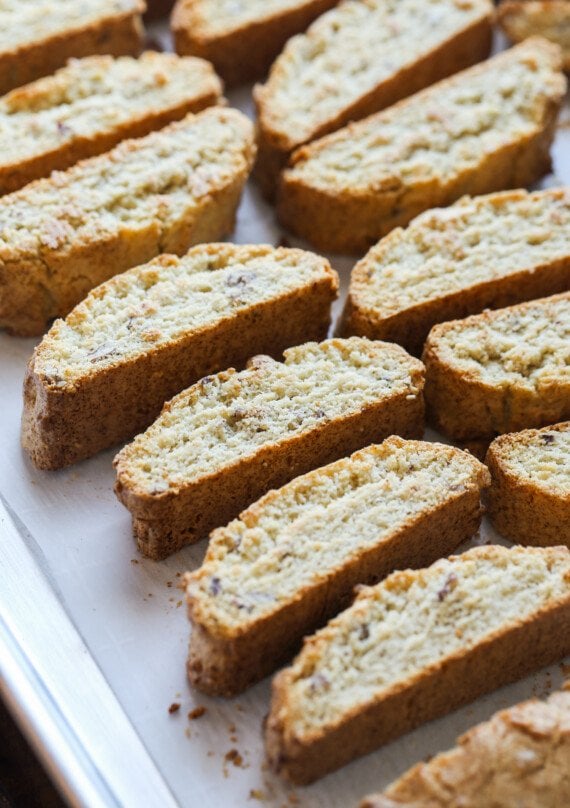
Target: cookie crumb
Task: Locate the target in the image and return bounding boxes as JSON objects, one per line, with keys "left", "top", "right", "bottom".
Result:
{"left": 225, "top": 748, "right": 243, "bottom": 767}
{"left": 249, "top": 789, "right": 266, "bottom": 801}
{"left": 188, "top": 706, "right": 207, "bottom": 720}
{"left": 168, "top": 702, "right": 181, "bottom": 714}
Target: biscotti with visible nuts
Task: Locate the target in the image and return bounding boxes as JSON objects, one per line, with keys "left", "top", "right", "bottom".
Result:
{"left": 21, "top": 244, "right": 338, "bottom": 470}
{"left": 277, "top": 38, "right": 566, "bottom": 254}
{"left": 265, "top": 544, "right": 570, "bottom": 784}
{"left": 361, "top": 684, "right": 570, "bottom": 808}
{"left": 185, "top": 437, "right": 489, "bottom": 697}
{"left": 342, "top": 188, "right": 570, "bottom": 355}
{"left": 0, "top": 1, "right": 145, "bottom": 96}
{"left": 498, "top": 1, "right": 570, "bottom": 71}
{"left": 0, "top": 108, "right": 255, "bottom": 337}
{"left": 485, "top": 422, "right": 570, "bottom": 548}
{"left": 114, "top": 337, "right": 425, "bottom": 559}
{"left": 423, "top": 292, "right": 570, "bottom": 441}
{"left": 0, "top": 52, "right": 223, "bottom": 196}
{"left": 254, "top": 0, "right": 493, "bottom": 199}
{"left": 171, "top": 0, "right": 338, "bottom": 87}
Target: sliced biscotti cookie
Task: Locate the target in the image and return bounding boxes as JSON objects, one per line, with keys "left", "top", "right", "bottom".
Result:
{"left": 0, "top": 52, "right": 223, "bottom": 196}
{"left": 277, "top": 38, "right": 566, "bottom": 254}
{"left": 0, "top": 108, "right": 255, "bottom": 337}
{"left": 499, "top": 2, "right": 570, "bottom": 71}
{"left": 254, "top": 0, "right": 493, "bottom": 199}
{"left": 361, "top": 684, "right": 570, "bottom": 808}
{"left": 21, "top": 244, "right": 338, "bottom": 470}
{"left": 185, "top": 437, "right": 489, "bottom": 697}
{"left": 265, "top": 544, "right": 570, "bottom": 784}
{"left": 114, "top": 338, "right": 425, "bottom": 559}
{"left": 423, "top": 292, "right": 570, "bottom": 441}
{"left": 171, "top": 0, "right": 338, "bottom": 86}
{"left": 485, "top": 423, "right": 570, "bottom": 548}
{"left": 342, "top": 188, "right": 570, "bottom": 355}
{"left": 0, "top": 1, "right": 145, "bottom": 96}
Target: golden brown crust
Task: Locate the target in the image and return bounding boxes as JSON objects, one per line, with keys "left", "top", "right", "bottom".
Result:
{"left": 254, "top": 10, "right": 492, "bottom": 200}
{"left": 276, "top": 39, "right": 565, "bottom": 254}
{"left": 21, "top": 247, "right": 339, "bottom": 470}
{"left": 265, "top": 546, "right": 570, "bottom": 785}
{"left": 0, "top": 2, "right": 145, "bottom": 96}
{"left": 0, "top": 53, "right": 223, "bottom": 196}
{"left": 422, "top": 293, "right": 570, "bottom": 441}
{"left": 361, "top": 686, "right": 570, "bottom": 808}
{"left": 186, "top": 463, "right": 489, "bottom": 696}
{"left": 485, "top": 423, "right": 570, "bottom": 548}
{"left": 171, "top": 0, "right": 338, "bottom": 86}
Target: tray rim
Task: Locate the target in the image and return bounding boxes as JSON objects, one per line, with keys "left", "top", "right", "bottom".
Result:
{"left": 0, "top": 496, "right": 179, "bottom": 808}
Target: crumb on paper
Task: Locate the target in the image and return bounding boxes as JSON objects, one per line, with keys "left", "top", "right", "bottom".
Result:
{"left": 188, "top": 706, "right": 207, "bottom": 720}
{"left": 225, "top": 749, "right": 244, "bottom": 768}
{"left": 228, "top": 722, "right": 236, "bottom": 733}
{"left": 207, "top": 750, "right": 215, "bottom": 757}
{"left": 249, "top": 789, "right": 267, "bottom": 801}
{"left": 236, "top": 703, "right": 246, "bottom": 713}
{"left": 167, "top": 581, "right": 173, "bottom": 588}
{"left": 130, "top": 559, "right": 139, "bottom": 565}
{"left": 168, "top": 702, "right": 181, "bottom": 714}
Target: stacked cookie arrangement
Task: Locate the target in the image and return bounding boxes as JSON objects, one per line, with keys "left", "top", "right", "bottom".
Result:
{"left": 2, "top": 0, "right": 569, "bottom": 804}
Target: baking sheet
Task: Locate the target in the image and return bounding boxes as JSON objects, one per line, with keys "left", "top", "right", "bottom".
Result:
{"left": 1, "top": 28, "right": 569, "bottom": 808}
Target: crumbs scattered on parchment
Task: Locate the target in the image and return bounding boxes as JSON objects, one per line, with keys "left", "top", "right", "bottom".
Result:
{"left": 168, "top": 703, "right": 181, "bottom": 714}
{"left": 130, "top": 559, "right": 139, "bottom": 565}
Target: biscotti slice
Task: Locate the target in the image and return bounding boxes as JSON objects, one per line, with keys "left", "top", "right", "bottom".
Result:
{"left": 185, "top": 437, "right": 489, "bottom": 697}
{"left": 361, "top": 684, "right": 570, "bottom": 808}
{"left": 499, "top": 1, "right": 570, "bottom": 71}
{"left": 342, "top": 188, "right": 570, "bottom": 355}
{"left": 265, "top": 544, "right": 570, "bottom": 784}
{"left": 423, "top": 292, "right": 570, "bottom": 441}
{"left": 0, "top": 108, "right": 255, "bottom": 337}
{"left": 21, "top": 244, "right": 338, "bottom": 470}
{"left": 114, "top": 337, "right": 425, "bottom": 559}
{"left": 171, "top": 0, "right": 338, "bottom": 87}
{"left": 254, "top": 0, "right": 493, "bottom": 199}
{"left": 0, "top": 52, "right": 223, "bottom": 196}
{"left": 0, "top": 1, "right": 145, "bottom": 96}
{"left": 277, "top": 38, "right": 566, "bottom": 254}
{"left": 485, "top": 422, "right": 570, "bottom": 548}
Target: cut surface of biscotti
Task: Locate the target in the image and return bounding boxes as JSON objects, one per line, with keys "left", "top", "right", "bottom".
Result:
{"left": 486, "top": 422, "right": 570, "bottom": 549}
{"left": 172, "top": 0, "right": 338, "bottom": 86}
{"left": 0, "top": 52, "right": 223, "bottom": 195}
{"left": 114, "top": 337, "right": 425, "bottom": 559}
{"left": 254, "top": 0, "right": 493, "bottom": 198}
{"left": 265, "top": 544, "right": 570, "bottom": 784}
{"left": 342, "top": 188, "right": 570, "bottom": 355}
{"left": 185, "top": 437, "right": 489, "bottom": 696}
{"left": 423, "top": 292, "right": 570, "bottom": 441}
{"left": 21, "top": 244, "right": 338, "bottom": 470}
{"left": 0, "top": 107, "right": 255, "bottom": 337}
{"left": 0, "top": 0, "right": 145, "bottom": 95}
{"left": 277, "top": 38, "right": 566, "bottom": 254}
{"left": 361, "top": 684, "right": 570, "bottom": 808}
{"left": 498, "top": 1, "right": 570, "bottom": 71}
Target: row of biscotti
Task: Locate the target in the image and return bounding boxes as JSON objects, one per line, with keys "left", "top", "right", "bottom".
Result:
{"left": 172, "top": 1, "right": 568, "bottom": 206}
{"left": 170, "top": 0, "right": 570, "bottom": 88}
{"left": 182, "top": 457, "right": 570, "bottom": 790}
{"left": 183, "top": 423, "right": 570, "bottom": 695}
{"left": 0, "top": 40, "right": 565, "bottom": 339}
